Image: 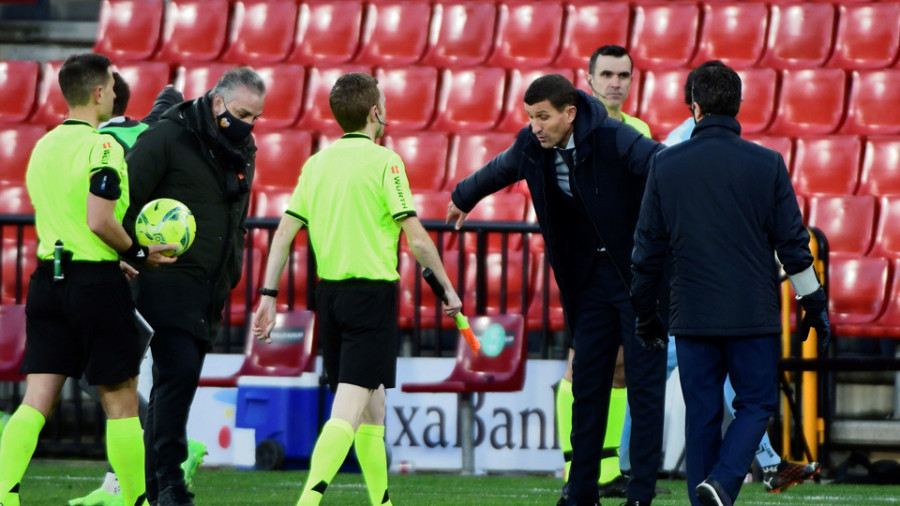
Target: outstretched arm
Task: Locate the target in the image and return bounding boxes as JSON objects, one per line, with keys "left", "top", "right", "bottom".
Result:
{"left": 252, "top": 214, "right": 305, "bottom": 343}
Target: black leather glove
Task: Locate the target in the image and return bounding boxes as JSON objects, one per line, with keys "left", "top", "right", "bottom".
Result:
{"left": 635, "top": 312, "right": 667, "bottom": 352}
{"left": 798, "top": 286, "right": 831, "bottom": 354}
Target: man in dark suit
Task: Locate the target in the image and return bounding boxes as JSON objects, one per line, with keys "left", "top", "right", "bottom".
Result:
{"left": 630, "top": 63, "right": 830, "bottom": 506}
{"left": 447, "top": 74, "right": 666, "bottom": 506}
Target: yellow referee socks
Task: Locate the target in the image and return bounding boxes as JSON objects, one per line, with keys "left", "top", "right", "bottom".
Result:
{"left": 297, "top": 418, "right": 355, "bottom": 506}
{"left": 555, "top": 378, "right": 573, "bottom": 481}
{"left": 599, "top": 388, "right": 627, "bottom": 485}
{"left": 106, "top": 417, "right": 146, "bottom": 506}
{"left": 355, "top": 424, "right": 392, "bottom": 506}
{"left": 0, "top": 404, "right": 45, "bottom": 506}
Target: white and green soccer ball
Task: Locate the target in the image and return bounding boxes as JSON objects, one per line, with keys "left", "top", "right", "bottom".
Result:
{"left": 135, "top": 198, "right": 196, "bottom": 257}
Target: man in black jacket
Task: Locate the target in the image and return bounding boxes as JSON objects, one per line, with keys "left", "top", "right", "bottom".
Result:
{"left": 447, "top": 74, "right": 665, "bottom": 506}
{"left": 630, "top": 63, "right": 830, "bottom": 506}
{"left": 124, "top": 66, "right": 266, "bottom": 506}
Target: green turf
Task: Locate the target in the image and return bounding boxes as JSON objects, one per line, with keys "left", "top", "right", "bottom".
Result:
{"left": 19, "top": 460, "right": 900, "bottom": 505}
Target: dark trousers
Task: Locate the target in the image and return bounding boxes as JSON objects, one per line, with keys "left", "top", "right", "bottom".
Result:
{"left": 676, "top": 334, "right": 779, "bottom": 506}
{"left": 567, "top": 260, "right": 666, "bottom": 505}
{"left": 621, "top": 311, "right": 667, "bottom": 503}
{"left": 144, "top": 327, "right": 208, "bottom": 500}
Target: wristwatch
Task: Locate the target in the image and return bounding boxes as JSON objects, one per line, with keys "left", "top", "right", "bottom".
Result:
{"left": 258, "top": 287, "right": 279, "bottom": 297}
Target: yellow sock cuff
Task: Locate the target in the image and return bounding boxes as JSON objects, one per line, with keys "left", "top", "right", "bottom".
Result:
{"left": 559, "top": 378, "right": 572, "bottom": 394}
{"left": 356, "top": 424, "right": 385, "bottom": 439}
{"left": 324, "top": 418, "right": 355, "bottom": 445}
{"left": 16, "top": 404, "right": 45, "bottom": 429}
{"left": 106, "top": 417, "right": 142, "bottom": 439}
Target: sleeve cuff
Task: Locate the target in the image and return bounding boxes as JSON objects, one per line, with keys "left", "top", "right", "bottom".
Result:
{"left": 788, "top": 264, "right": 820, "bottom": 297}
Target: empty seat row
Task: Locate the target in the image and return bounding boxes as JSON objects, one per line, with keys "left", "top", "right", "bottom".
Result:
{"left": 6, "top": 60, "right": 898, "bottom": 139}
{"left": 95, "top": 0, "right": 900, "bottom": 71}
{"left": 828, "top": 255, "right": 900, "bottom": 338}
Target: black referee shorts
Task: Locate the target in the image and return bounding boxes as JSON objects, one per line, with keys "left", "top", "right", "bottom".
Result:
{"left": 315, "top": 278, "right": 398, "bottom": 393}
{"left": 22, "top": 261, "right": 142, "bottom": 386}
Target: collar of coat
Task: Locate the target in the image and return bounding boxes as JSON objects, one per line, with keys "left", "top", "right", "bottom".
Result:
{"left": 691, "top": 115, "right": 742, "bottom": 139}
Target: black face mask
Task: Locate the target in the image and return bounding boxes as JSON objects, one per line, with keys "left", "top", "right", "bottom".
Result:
{"left": 216, "top": 105, "right": 253, "bottom": 143}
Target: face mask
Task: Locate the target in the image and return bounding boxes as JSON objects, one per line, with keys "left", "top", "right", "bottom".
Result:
{"left": 216, "top": 105, "right": 253, "bottom": 143}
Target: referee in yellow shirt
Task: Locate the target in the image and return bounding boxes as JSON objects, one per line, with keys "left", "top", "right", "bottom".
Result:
{"left": 0, "top": 53, "right": 174, "bottom": 506}
{"left": 252, "top": 73, "right": 462, "bottom": 506}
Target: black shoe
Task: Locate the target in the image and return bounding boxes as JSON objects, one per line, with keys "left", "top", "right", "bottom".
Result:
{"left": 158, "top": 484, "right": 195, "bottom": 506}
{"left": 695, "top": 478, "right": 732, "bottom": 506}
{"left": 598, "top": 474, "right": 629, "bottom": 498}
{"left": 556, "top": 483, "right": 599, "bottom": 506}
{"left": 618, "top": 501, "right": 650, "bottom": 506}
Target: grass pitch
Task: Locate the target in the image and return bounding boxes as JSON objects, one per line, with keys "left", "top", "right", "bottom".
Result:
{"left": 20, "top": 460, "right": 900, "bottom": 505}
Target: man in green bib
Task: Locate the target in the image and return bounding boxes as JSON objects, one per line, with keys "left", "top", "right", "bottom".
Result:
{"left": 252, "top": 72, "right": 462, "bottom": 506}
{"left": 0, "top": 53, "right": 174, "bottom": 506}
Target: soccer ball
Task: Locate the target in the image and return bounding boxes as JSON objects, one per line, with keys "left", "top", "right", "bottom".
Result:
{"left": 135, "top": 198, "right": 196, "bottom": 257}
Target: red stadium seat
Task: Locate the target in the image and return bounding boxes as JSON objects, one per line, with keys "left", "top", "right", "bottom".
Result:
{"left": 554, "top": 3, "right": 630, "bottom": 69}
{"left": 270, "top": 239, "right": 312, "bottom": 312}
{"left": 252, "top": 185, "right": 293, "bottom": 219}
{"left": 0, "top": 183, "right": 34, "bottom": 216}
{"left": 463, "top": 252, "right": 533, "bottom": 317}
{"left": 527, "top": 252, "right": 564, "bottom": 332}
{"left": 796, "top": 194, "right": 807, "bottom": 222}
{"left": 295, "top": 65, "right": 372, "bottom": 132}
{"left": 29, "top": 61, "right": 67, "bottom": 126}
{"left": 768, "top": 69, "right": 847, "bottom": 136}
{"left": 446, "top": 132, "right": 517, "bottom": 192}
{"left": 840, "top": 70, "right": 900, "bottom": 136}
{"left": 858, "top": 137, "right": 900, "bottom": 197}
{"left": 174, "top": 63, "right": 234, "bottom": 100}
{"left": 252, "top": 64, "right": 305, "bottom": 130}
{"left": 863, "top": 259, "right": 900, "bottom": 337}
{"left": 734, "top": 68, "right": 776, "bottom": 134}
{"left": 806, "top": 195, "right": 875, "bottom": 255}
{"left": 0, "top": 125, "right": 46, "bottom": 185}
{"left": 827, "top": 255, "right": 889, "bottom": 334}
{"left": 410, "top": 191, "right": 454, "bottom": 248}
{"left": 113, "top": 62, "right": 172, "bottom": 120}
{"left": 199, "top": 310, "right": 316, "bottom": 387}
{"left": 219, "top": 0, "right": 297, "bottom": 64}
{"left": 498, "top": 68, "right": 576, "bottom": 133}
{"left": 0, "top": 305, "right": 27, "bottom": 382}
{"left": 288, "top": 0, "right": 363, "bottom": 65}
{"left": 870, "top": 197, "right": 900, "bottom": 260}
{"left": 252, "top": 130, "right": 311, "bottom": 188}
{"left": 421, "top": 1, "right": 497, "bottom": 68}
{"left": 486, "top": 2, "right": 563, "bottom": 69}
{"left": 827, "top": 4, "right": 900, "bottom": 70}
{"left": 1, "top": 238, "right": 35, "bottom": 306}
{"left": 354, "top": 1, "right": 431, "bottom": 66}
{"left": 630, "top": 3, "right": 699, "bottom": 71}
{"left": 430, "top": 67, "right": 506, "bottom": 132}
{"left": 458, "top": 192, "right": 528, "bottom": 253}
{"left": 228, "top": 246, "right": 263, "bottom": 326}
{"left": 401, "top": 313, "right": 526, "bottom": 394}
{"left": 744, "top": 135, "right": 793, "bottom": 173}
{"left": 94, "top": 0, "right": 164, "bottom": 61}
{"left": 153, "top": 0, "right": 229, "bottom": 62}
{"left": 0, "top": 60, "right": 39, "bottom": 123}
{"left": 760, "top": 4, "right": 835, "bottom": 70}
{"left": 792, "top": 136, "right": 862, "bottom": 196}
{"left": 383, "top": 132, "right": 449, "bottom": 192}
{"left": 638, "top": 69, "right": 691, "bottom": 138}
{"left": 374, "top": 66, "right": 438, "bottom": 131}
{"left": 691, "top": 3, "right": 767, "bottom": 69}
